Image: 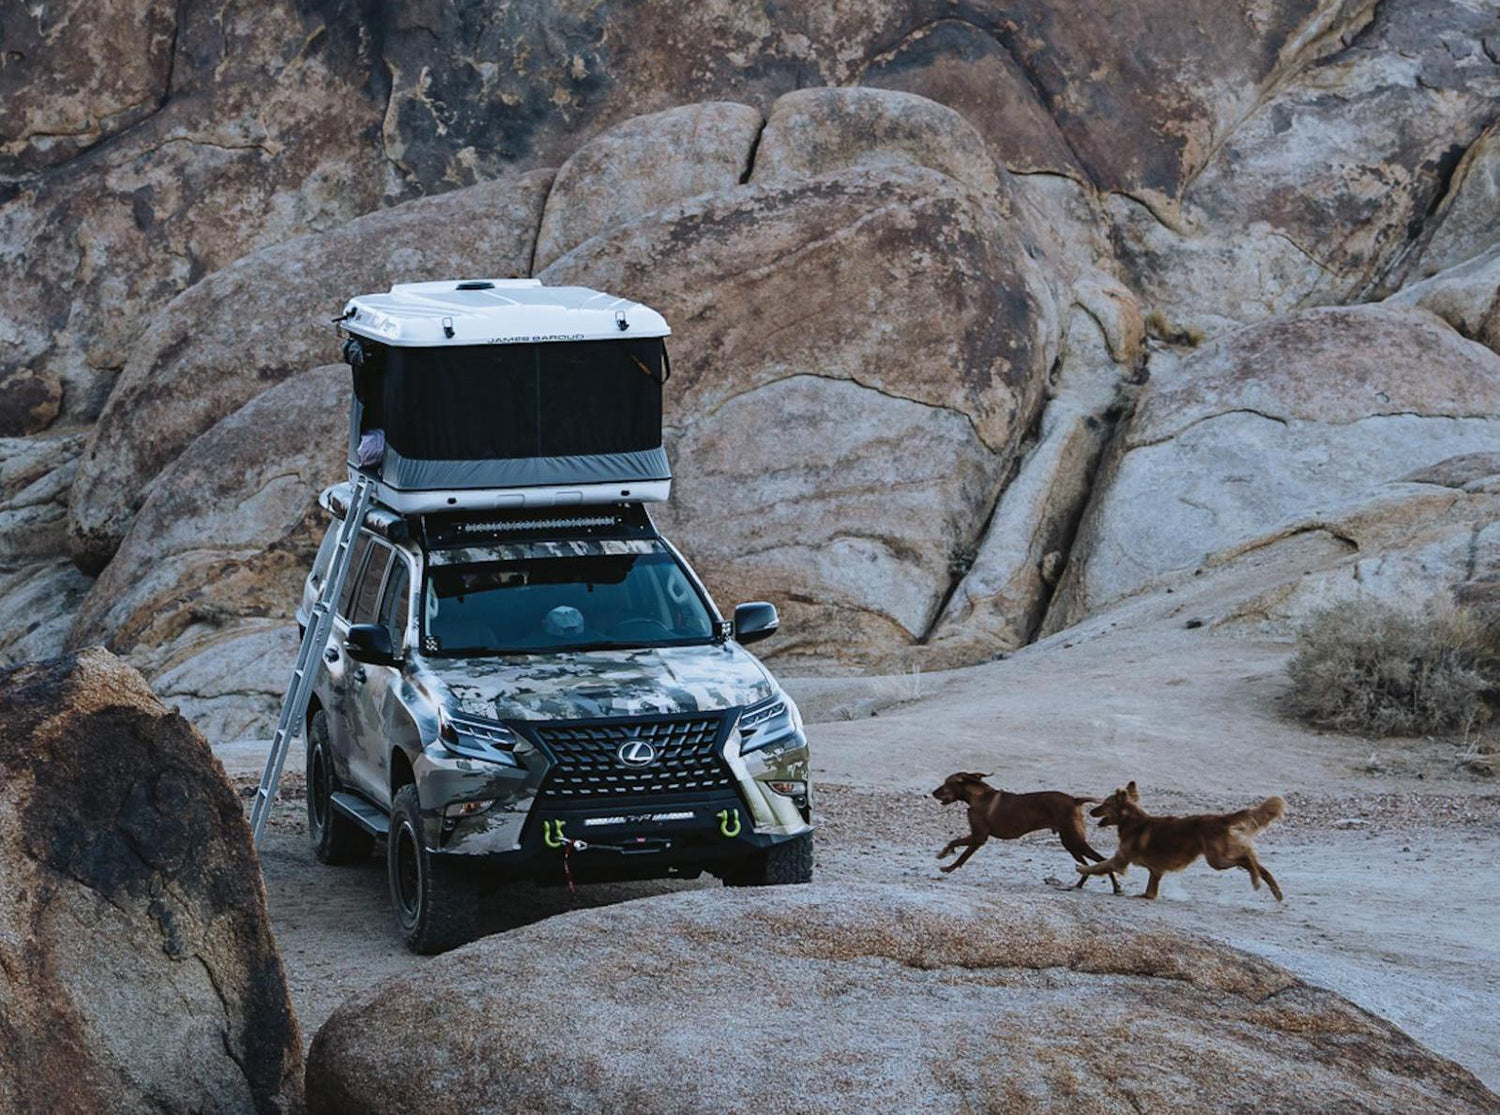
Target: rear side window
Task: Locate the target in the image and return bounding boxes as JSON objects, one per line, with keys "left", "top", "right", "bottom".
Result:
{"left": 352, "top": 544, "right": 393, "bottom": 624}
{"left": 379, "top": 560, "right": 412, "bottom": 652}
{"left": 338, "top": 535, "right": 375, "bottom": 617}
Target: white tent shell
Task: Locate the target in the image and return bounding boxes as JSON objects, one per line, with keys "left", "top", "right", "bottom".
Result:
{"left": 342, "top": 279, "right": 671, "bottom": 347}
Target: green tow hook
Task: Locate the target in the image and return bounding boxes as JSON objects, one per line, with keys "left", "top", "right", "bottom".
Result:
{"left": 542, "top": 819, "right": 567, "bottom": 849}
{"left": 716, "top": 808, "right": 741, "bottom": 838}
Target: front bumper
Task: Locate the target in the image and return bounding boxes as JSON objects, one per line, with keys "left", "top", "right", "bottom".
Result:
{"left": 414, "top": 715, "right": 812, "bottom": 882}
{"left": 511, "top": 789, "right": 801, "bottom": 884}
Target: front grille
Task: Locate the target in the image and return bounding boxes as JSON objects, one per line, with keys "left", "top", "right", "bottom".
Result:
{"left": 532, "top": 715, "right": 731, "bottom": 802}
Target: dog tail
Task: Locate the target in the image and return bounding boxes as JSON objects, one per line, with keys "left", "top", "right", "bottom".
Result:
{"left": 1231, "top": 795, "right": 1285, "bottom": 833}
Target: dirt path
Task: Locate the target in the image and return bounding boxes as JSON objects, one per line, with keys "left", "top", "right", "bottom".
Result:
{"left": 254, "top": 782, "right": 1499, "bottom": 1086}
{"left": 240, "top": 621, "right": 1500, "bottom": 1088}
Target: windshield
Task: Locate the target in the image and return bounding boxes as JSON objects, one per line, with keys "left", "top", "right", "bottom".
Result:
{"left": 423, "top": 551, "right": 716, "bottom": 655}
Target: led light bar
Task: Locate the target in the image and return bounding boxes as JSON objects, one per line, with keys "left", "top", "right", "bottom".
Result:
{"left": 456, "top": 514, "right": 618, "bottom": 534}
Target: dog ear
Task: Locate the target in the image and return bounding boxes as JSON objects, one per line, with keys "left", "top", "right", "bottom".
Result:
{"left": 1126, "top": 781, "right": 1139, "bottom": 800}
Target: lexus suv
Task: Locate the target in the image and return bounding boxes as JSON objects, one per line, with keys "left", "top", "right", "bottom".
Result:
{"left": 296, "top": 487, "right": 813, "bottom": 952}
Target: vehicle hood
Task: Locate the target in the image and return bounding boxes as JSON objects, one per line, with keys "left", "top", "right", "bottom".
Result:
{"left": 419, "top": 642, "right": 776, "bottom": 722}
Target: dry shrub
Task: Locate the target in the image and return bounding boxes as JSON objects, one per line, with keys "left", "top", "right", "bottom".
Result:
{"left": 1285, "top": 602, "right": 1500, "bottom": 737}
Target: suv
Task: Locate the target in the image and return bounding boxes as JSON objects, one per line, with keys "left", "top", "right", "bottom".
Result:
{"left": 296, "top": 490, "right": 813, "bottom": 952}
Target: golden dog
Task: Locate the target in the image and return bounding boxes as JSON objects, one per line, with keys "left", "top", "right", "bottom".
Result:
{"left": 1076, "top": 781, "right": 1284, "bottom": 900}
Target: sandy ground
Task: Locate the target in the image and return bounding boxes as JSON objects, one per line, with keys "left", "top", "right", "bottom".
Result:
{"left": 233, "top": 619, "right": 1500, "bottom": 1089}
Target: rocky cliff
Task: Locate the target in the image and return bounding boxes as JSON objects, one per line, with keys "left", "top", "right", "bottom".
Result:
{"left": 4, "top": 0, "right": 1498, "bottom": 735}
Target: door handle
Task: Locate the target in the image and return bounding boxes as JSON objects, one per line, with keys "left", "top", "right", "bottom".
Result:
{"left": 324, "top": 646, "right": 339, "bottom": 663}
{"left": 353, "top": 667, "right": 367, "bottom": 685}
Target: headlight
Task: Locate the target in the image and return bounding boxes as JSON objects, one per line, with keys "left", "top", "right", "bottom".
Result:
{"left": 737, "top": 692, "right": 802, "bottom": 753}
{"left": 438, "top": 709, "right": 520, "bottom": 765}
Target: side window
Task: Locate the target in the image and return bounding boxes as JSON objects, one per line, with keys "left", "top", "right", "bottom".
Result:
{"left": 352, "top": 543, "right": 393, "bottom": 624}
{"left": 378, "top": 559, "right": 412, "bottom": 653}
{"left": 338, "top": 535, "right": 375, "bottom": 617}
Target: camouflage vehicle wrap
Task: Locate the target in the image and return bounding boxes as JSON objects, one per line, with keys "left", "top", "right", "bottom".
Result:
{"left": 427, "top": 538, "right": 661, "bottom": 566}
{"left": 426, "top": 643, "right": 774, "bottom": 722}
{"left": 299, "top": 497, "right": 812, "bottom": 885}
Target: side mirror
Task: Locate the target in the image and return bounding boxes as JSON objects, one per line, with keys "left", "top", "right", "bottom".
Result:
{"left": 345, "top": 623, "right": 400, "bottom": 667}
{"left": 733, "top": 602, "right": 779, "bottom": 646}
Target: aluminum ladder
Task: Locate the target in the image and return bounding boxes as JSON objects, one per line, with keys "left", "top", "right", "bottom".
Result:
{"left": 249, "top": 473, "right": 375, "bottom": 846}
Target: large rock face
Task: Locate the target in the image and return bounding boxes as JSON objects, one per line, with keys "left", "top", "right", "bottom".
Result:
{"left": 0, "top": 0, "right": 389, "bottom": 428}
{"left": 1390, "top": 244, "right": 1500, "bottom": 354}
{"left": 0, "top": 0, "right": 177, "bottom": 176}
{"left": 373, "top": 0, "right": 1370, "bottom": 200}
{"left": 305, "top": 883, "right": 1496, "bottom": 1114}
{"left": 5, "top": 0, "right": 1500, "bottom": 734}
{"left": 0, "top": 559, "right": 93, "bottom": 669}
{"left": 0, "top": 433, "right": 92, "bottom": 666}
{"left": 48, "top": 82, "right": 1143, "bottom": 715}
{"left": 926, "top": 302, "right": 1140, "bottom": 660}
{"left": 1413, "top": 121, "right": 1500, "bottom": 281}
{"left": 752, "top": 86, "right": 1003, "bottom": 196}
{"left": 544, "top": 150, "right": 1061, "bottom": 665}
{"left": 533, "top": 102, "right": 762, "bottom": 269}
{"left": 1110, "top": 0, "right": 1500, "bottom": 337}
{"left": 1048, "top": 305, "right": 1500, "bottom": 629}
{"left": 0, "top": 431, "right": 85, "bottom": 565}
{"left": 70, "top": 365, "right": 348, "bottom": 663}
{"left": 19, "top": 0, "right": 1317, "bottom": 425}
{"left": 0, "top": 648, "right": 301, "bottom": 1113}
{"left": 66, "top": 169, "right": 554, "bottom": 574}
{"left": 67, "top": 364, "right": 350, "bottom": 739}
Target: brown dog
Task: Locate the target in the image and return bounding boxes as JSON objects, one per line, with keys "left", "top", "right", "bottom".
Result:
{"left": 932, "top": 772, "right": 1120, "bottom": 892}
{"left": 1076, "top": 781, "right": 1284, "bottom": 901}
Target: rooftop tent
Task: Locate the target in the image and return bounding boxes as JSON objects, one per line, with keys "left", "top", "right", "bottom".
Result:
{"left": 340, "top": 280, "right": 673, "bottom": 513}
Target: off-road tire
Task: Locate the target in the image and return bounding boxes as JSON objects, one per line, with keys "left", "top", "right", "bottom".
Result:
{"left": 388, "top": 785, "right": 482, "bottom": 954}
{"left": 306, "top": 710, "right": 375, "bottom": 865}
{"left": 721, "top": 833, "right": 814, "bottom": 887}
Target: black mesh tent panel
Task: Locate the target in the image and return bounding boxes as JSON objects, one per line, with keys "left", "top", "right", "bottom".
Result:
{"left": 379, "top": 339, "right": 663, "bottom": 462}
{"left": 536, "top": 340, "right": 662, "bottom": 457}
{"left": 384, "top": 344, "right": 539, "bottom": 460}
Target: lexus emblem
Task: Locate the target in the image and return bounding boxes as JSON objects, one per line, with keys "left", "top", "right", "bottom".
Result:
{"left": 616, "top": 739, "right": 657, "bottom": 767}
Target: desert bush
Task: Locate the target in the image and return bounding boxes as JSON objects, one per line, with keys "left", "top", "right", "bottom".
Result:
{"left": 1285, "top": 602, "right": 1500, "bottom": 737}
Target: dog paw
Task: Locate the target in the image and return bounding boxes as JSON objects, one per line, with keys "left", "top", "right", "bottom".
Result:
{"left": 938, "top": 864, "right": 957, "bottom": 875}
{"left": 1074, "top": 864, "right": 1089, "bottom": 874}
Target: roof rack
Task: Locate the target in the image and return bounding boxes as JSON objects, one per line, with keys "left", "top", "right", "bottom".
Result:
{"left": 318, "top": 484, "right": 657, "bottom": 549}
{"left": 319, "top": 484, "right": 410, "bottom": 541}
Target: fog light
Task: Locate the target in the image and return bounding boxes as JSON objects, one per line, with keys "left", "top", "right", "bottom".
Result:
{"left": 767, "top": 780, "right": 805, "bottom": 797}
{"left": 444, "top": 799, "right": 495, "bottom": 819}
